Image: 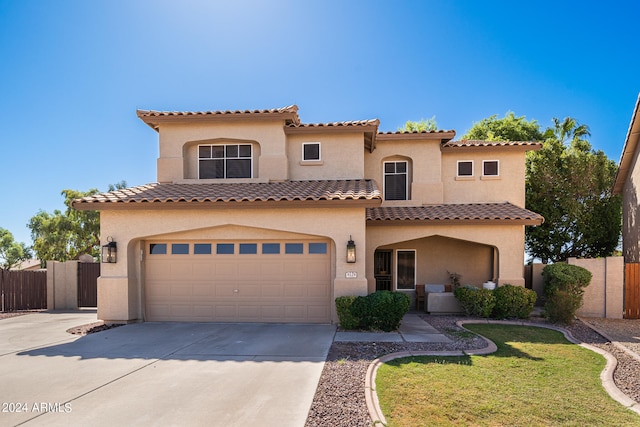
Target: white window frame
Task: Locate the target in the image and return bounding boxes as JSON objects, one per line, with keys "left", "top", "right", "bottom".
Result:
{"left": 198, "top": 143, "right": 253, "bottom": 179}
{"left": 395, "top": 249, "right": 416, "bottom": 291}
{"left": 383, "top": 160, "right": 409, "bottom": 201}
{"left": 457, "top": 160, "right": 474, "bottom": 177}
{"left": 482, "top": 160, "right": 500, "bottom": 177}
{"left": 302, "top": 142, "right": 322, "bottom": 162}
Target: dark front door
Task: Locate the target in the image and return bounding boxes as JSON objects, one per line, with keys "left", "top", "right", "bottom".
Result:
{"left": 374, "top": 250, "right": 392, "bottom": 291}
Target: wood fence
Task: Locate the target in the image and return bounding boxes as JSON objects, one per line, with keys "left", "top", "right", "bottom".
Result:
{"left": 625, "top": 263, "right": 640, "bottom": 319}
{"left": 0, "top": 269, "right": 47, "bottom": 312}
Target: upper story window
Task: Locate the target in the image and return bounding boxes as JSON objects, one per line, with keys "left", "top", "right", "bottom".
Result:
{"left": 302, "top": 142, "right": 321, "bottom": 161}
{"left": 198, "top": 144, "right": 252, "bottom": 179}
{"left": 457, "top": 160, "right": 474, "bottom": 177}
{"left": 384, "top": 161, "right": 408, "bottom": 200}
{"left": 483, "top": 160, "right": 499, "bottom": 177}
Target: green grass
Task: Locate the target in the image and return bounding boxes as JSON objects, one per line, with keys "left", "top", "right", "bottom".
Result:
{"left": 376, "top": 324, "right": 640, "bottom": 427}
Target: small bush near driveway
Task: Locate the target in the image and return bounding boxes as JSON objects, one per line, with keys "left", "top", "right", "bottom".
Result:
{"left": 335, "top": 291, "right": 410, "bottom": 332}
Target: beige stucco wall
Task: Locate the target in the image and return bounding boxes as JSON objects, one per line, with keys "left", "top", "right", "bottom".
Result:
{"left": 569, "top": 257, "right": 624, "bottom": 319}
{"left": 286, "top": 133, "right": 365, "bottom": 180}
{"left": 365, "top": 222, "right": 526, "bottom": 293}
{"left": 47, "top": 260, "right": 78, "bottom": 310}
{"left": 621, "top": 145, "right": 640, "bottom": 263}
{"left": 155, "top": 120, "right": 289, "bottom": 183}
{"left": 364, "top": 139, "right": 443, "bottom": 205}
{"left": 98, "top": 206, "right": 369, "bottom": 323}
{"left": 441, "top": 149, "right": 527, "bottom": 206}
{"left": 364, "top": 140, "right": 528, "bottom": 207}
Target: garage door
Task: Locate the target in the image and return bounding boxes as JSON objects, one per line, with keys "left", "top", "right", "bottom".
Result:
{"left": 144, "top": 240, "right": 331, "bottom": 323}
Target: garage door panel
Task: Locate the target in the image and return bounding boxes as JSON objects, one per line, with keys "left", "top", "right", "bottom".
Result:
{"left": 261, "top": 284, "right": 283, "bottom": 297}
{"left": 308, "top": 305, "right": 329, "bottom": 321}
{"left": 260, "top": 262, "right": 282, "bottom": 276}
{"left": 193, "top": 263, "right": 214, "bottom": 278}
{"left": 146, "top": 283, "right": 171, "bottom": 298}
{"left": 193, "top": 284, "right": 213, "bottom": 297}
{"left": 308, "top": 284, "right": 330, "bottom": 297}
{"left": 171, "top": 284, "right": 193, "bottom": 297}
{"left": 215, "top": 284, "right": 238, "bottom": 297}
{"left": 145, "top": 239, "right": 330, "bottom": 323}
{"left": 215, "top": 262, "right": 239, "bottom": 277}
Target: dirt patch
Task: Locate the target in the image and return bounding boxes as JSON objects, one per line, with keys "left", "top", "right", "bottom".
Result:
{"left": 66, "top": 322, "right": 125, "bottom": 336}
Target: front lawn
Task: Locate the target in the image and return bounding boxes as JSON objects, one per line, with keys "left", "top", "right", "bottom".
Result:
{"left": 376, "top": 324, "right": 640, "bottom": 426}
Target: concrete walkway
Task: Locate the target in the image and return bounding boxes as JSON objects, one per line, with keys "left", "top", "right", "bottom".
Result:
{"left": 334, "top": 313, "right": 451, "bottom": 343}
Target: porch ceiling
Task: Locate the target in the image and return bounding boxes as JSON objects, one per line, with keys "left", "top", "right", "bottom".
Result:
{"left": 366, "top": 202, "right": 544, "bottom": 225}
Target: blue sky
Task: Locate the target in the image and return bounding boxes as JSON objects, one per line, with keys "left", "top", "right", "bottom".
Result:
{"left": 1, "top": 0, "right": 639, "bottom": 245}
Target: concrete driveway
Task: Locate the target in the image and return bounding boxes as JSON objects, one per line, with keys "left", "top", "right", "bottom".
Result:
{"left": 0, "top": 311, "right": 335, "bottom": 427}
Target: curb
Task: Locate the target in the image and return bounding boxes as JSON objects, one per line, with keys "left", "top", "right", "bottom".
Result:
{"left": 364, "top": 320, "right": 640, "bottom": 425}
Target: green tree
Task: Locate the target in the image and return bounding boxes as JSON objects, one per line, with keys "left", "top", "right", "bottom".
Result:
{"left": 0, "top": 228, "right": 32, "bottom": 269}
{"left": 526, "top": 120, "right": 621, "bottom": 263}
{"left": 28, "top": 181, "right": 127, "bottom": 263}
{"left": 462, "top": 111, "right": 543, "bottom": 141}
{"left": 398, "top": 116, "right": 438, "bottom": 132}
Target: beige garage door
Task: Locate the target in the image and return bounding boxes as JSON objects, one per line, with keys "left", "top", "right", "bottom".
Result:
{"left": 144, "top": 240, "right": 331, "bottom": 323}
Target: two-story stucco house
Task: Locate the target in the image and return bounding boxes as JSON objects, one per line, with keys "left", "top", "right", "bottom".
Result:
{"left": 73, "top": 105, "right": 543, "bottom": 324}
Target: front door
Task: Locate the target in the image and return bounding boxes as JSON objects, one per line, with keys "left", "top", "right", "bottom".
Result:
{"left": 396, "top": 250, "right": 416, "bottom": 291}
{"left": 374, "top": 250, "right": 392, "bottom": 291}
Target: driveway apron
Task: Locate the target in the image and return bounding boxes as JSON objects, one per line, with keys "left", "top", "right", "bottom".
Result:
{"left": 0, "top": 312, "right": 335, "bottom": 427}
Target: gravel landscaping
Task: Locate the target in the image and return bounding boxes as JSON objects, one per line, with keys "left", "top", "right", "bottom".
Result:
{"left": 305, "top": 314, "right": 640, "bottom": 427}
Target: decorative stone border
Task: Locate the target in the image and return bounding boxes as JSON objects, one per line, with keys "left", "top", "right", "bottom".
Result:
{"left": 364, "top": 320, "right": 640, "bottom": 426}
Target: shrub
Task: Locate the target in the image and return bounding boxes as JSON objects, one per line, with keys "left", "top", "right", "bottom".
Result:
{"left": 351, "top": 291, "right": 410, "bottom": 332}
{"left": 542, "top": 263, "right": 592, "bottom": 324}
{"left": 492, "top": 284, "right": 537, "bottom": 319}
{"left": 335, "top": 296, "right": 359, "bottom": 330}
{"left": 454, "top": 286, "right": 495, "bottom": 318}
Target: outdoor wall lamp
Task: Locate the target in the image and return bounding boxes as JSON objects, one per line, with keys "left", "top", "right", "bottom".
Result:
{"left": 101, "top": 237, "right": 117, "bottom": 263}
{"left": 346, "top": 236, "right": 356, "bottom": 263}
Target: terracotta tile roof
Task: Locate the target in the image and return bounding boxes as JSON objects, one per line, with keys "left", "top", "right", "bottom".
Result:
{"left": 72, "top": 180, "right": 382, "bottom": 210}
{"left": 137, "top": 105, "right": 299, "bottom": 119}
{"left": 286, "top": 119, "right": 380, "bottom": 130}
{"left": 366, "top": 202, "right": 543, "bottom": 225}
{"left": 378, "top": 130, "right": 457, "bottom": 136}
{"left": 441, "top": 140, "right": 542, "bottom": 149}
{"left": 137, "top": 105, "right": 301, "bottom": 129}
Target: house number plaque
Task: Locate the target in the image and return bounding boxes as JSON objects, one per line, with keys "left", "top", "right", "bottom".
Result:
{"left": 345, "top": 272, "right": 357, "bottom": 279}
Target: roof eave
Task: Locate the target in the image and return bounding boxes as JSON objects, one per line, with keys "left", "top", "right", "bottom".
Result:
{"left": 366, "top": 218, "right": 543, "bottom": 226}
{"left": 136, "top": 106, "right": 301, "bottom": 132}
{"left": 440, "top": 141, "right": 542, "bottom": 152}
{"left": 72, "top": 198, "right": 382, "bottom": 211}
{"left": 613, "top": 93, "right": 640, "bottom": 195}
{"left": 376, "top": 130, "right": 456, "bottom": 143}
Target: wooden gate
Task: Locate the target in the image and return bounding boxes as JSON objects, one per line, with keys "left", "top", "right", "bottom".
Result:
{"left": 0, "top": 269, "right": 47, "bottom": 312}
{"left": 77, "top": 262, "right": 100, "bottom": 307}
{"left": 625, "top": 263, "right": 640, "bottom": 319}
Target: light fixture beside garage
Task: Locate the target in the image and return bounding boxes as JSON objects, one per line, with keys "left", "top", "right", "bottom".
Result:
{"left": 346, "top": 236, "right": 356, "bottom": 263}
{"left": 101, "top": 237, "right": 117, "bottom": 263}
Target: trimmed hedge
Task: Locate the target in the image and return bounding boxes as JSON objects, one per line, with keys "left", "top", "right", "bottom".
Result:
{"left": 492, "top": 284, "right": 537, "bottom": 319}
{"left": 454, "top": 286, "right": 495, "bottom": 318}
{"left": 542, "top": 263, "right": 592, "bottom": 324}
{"left": 335, "top": 291, "right": 410, "bottom": 332}
{"left": 454, "top": 284, "right": 537, "bottom": 319}
{"left": 335, "top": 296, "right": 359, "bottom": 330}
